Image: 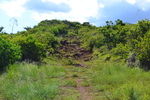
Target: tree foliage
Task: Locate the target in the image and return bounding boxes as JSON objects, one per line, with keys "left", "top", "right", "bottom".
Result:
{"left": 137, "top": 34, "right": 150, "bottom": 70}
{"left": 0, "top": 36, "right": 21, "bottom": 70}
{"left": 1, "top": 19, "right": 150, "bottom": 70}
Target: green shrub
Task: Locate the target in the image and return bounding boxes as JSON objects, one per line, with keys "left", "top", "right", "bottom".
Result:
{"left": 0, "top": 36, "right": 21, "bottom": 70}
{"left": 16, "top": 36, "right": 45, "bottom": 61}
{"left": 112, "top": 43, "right": 130, "bottom": 58}
{"left": 35, "top": 32, "right": 59, "bottom": 55}
{"left": 114, "top": 82, "right": 150, "bottom": 100}
{"left": 137, "top": 35, "right": 150, "bottom": 70}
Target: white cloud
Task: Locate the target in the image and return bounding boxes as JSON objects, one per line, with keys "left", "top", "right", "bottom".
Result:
{"left": 1, "top": 0, "right": 150, "bottom": 25}
{"left": 99, "top": 3, "right": 105, "bottom": 8}
{"left": 135, "top": 0, "right": 150, "bottom": 10}
{"left": 0, "top": 0, "right": 28, "bottom": 17}
{"left": 32, "top": 12, "right": 68, "bottom": 21}
{"left": 68, "top": 0, "right": 99, "bottom": 19}
{"left": 126, "top": 0, "right": 136, "bottom": 4}
{"left": 32, "top": 0, "right": 100, "bottom": 23}
{"left": 44, "top": 0, "right": 69, "bottom": 4}
{"left": 0, "top": 0, "right": 100, "bottom": 23}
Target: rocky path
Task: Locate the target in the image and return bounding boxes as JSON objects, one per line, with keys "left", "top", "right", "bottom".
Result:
{"left": 58, "top": 35, "right": 92, "bottom": 61}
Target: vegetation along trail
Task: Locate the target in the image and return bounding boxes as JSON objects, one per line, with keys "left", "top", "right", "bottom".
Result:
{"left": 0, "top": 19, "right": 150, "bottom": 100}
{"left": 58, "top": 35, "right": 94, "bottom": 100}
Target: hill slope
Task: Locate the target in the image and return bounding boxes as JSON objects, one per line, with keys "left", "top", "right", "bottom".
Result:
{"left": 0, "top": 19, "right": 150, "bottom": 99}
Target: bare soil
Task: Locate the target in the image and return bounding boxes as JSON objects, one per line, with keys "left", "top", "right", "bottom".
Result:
{"left": 58, "top": 35, "right": 92, "bottom": 61}
{"left": 76, "top": 79, "right": 93, "bottom": 100}
{"left": 59, "top": 35, "right": 93, "bottom": 100}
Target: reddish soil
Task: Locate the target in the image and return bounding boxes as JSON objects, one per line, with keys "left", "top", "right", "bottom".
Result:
{"left": 58, "top": 35, "right": 92, "bottom": 61}
{"left": 76, "top": 79, "right": 93, "bottom": 100}
{"left": 59, "top": 35, "right": 93, "bottom": 100}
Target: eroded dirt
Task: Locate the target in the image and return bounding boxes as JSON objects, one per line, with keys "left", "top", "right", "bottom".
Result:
{"left": 59, "top": 35, "right": 93, "bottom": 100}
{"left": 58, "top": 35, "right": 92, "bottom": 61}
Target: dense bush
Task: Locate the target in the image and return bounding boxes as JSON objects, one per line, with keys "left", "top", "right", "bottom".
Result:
{"left": 14, "top": 36, "right": 45, "bottom": 61}
{"left": 34, "top": 32, "right": 59, "bottom": 54}
{"left": 137, "top": 35, "right": 150, "bottom": 70}
{"left": 1, "top": 19, "right": 150, "bottom": 70}
{"left": 0, "top": 36, "right": 21, "bottom": 70}
{"left": 112, "top": 43, "right": 130, "bottom": 58}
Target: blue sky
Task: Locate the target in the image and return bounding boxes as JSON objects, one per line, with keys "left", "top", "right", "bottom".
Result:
{"left": 0, "top": 0, "right": 150, "bottom": 33}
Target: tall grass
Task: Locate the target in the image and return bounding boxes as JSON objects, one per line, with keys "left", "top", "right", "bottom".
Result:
{"left": 91, "top": 62, "right": 150, "bottom": 100}
{"left": 0, "top": 62, "right": 66, "bottom": 100}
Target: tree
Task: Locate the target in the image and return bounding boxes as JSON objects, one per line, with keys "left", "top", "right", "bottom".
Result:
{"left": 137, "top": 35, "right": 150, "bottom": 70}
{"left": 137, "top": 19, "right": 150, "bottom": 36}
{"left": 17, "top": 36, "right": 45, "bottom": 61}
{"left": 115, "top": 19, "right": 125, "bottom": 26}
{"left": 24, "top": 26, "right": 31, "bottom": 31}
{"left": 0, "top": 36, "right": 21, "bottom": 71}
{"left": 83, "top": 22, "right": 91, "bottom": 27}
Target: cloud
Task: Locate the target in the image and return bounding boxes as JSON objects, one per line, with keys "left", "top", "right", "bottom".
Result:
{"left": 99, "top": 3, "right": 105, "bottom": 8}
{"left": 0, "top": 0, "right": 27, "bottom": 17}
{"left": 43, "top": 0, "right": 69, "bottom": 4}
{"left": 24, "top": 0, "right": 71, "bottom": 13}
{"left": 137, "top": 0, "right": 150, "bottom": 11}
{"left": 126, "top": 0, "right": 136, "bottom": 4}
{"left": 31, "top": 0, "right": 100, "bottom": 23}
{"left": 68, "top": 0, "right": 100, "bottom": 20}
{"left": 1, "top": 0, "right": 150, "bottom": 27}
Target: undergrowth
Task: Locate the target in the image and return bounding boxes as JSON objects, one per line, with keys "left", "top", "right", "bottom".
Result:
{"left": 0, "top": 57, "right": 149, "bottom": 100}
{"left": 89, "top": 59, "right": 150, "bottom": 100}
{"left": 0, "top": 61, "right": 66, "bottom": 100}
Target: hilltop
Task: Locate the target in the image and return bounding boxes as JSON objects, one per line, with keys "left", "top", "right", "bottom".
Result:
{"left": 0, "top": 19, "right": 150, "bottom": 99}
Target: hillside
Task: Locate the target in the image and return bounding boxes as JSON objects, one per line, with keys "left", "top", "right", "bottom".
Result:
{"left": 0, "top": 19, "right": 150, "bottom": 99}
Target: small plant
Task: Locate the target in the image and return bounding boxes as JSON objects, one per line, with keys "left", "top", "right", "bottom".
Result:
{"left": 81, "top": 80, "right": 90, "bottom": 87}
{"left": 63, "top": 79, "right": 77, "bottom": 87}
{"left": 129, "top": 88, "right": 139, "bottom": 100}
{"left": 67, "top": 58, "right": 74, "bottom": 65}
{"left": 71, "top": 74, "right": 78, "bottom": 77}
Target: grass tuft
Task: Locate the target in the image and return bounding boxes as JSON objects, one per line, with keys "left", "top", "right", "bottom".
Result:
{"left": 0, "top": 61, "right": 66, "bottom": 100}
{"left": 90, "top": 61, "right": 150, "bottom": 100}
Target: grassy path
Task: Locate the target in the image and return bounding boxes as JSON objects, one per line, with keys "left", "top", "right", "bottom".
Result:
{"left": 57, "top": 35, "right": 94, "bottom": 99}
{"left": 75, "top": 78, "right": 93, "bottom": 100}
{"left": 0, "top": 58, "right": 149, "bottom": 100}
{"left": 59, "top": 60, "right": 94, "bottom": 100}
{"left": 1, "top": 35, "right": 148, "bottom": 100}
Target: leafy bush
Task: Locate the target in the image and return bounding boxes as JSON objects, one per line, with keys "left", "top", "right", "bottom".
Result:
{"left": 15, "top": 36, "right": 45, "bottom": 61}
{"left": 0, "top": 36, "right": 21, "bottom": 70}
{"left": 34, "top": 32, "right": 59, "bottom": 54}
{"left": 137, "top": 35, "right": 150, "bottom": 70}
{"left": 112, "top": 43, "right": 130, "bottom": 58}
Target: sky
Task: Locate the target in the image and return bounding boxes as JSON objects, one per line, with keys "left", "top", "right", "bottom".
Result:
{"left": 0, "top": 0, "right": 150, "bottom": 33}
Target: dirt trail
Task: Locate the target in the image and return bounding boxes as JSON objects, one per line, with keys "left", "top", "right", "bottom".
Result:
{"left": 59, "top": 35, "right": 93, "bottom": 100}
{"left": 58, "top": 35, "right": 92, "bottom": 61}
{"left": 76, "top": 79, "right": 93, "bottom": 100}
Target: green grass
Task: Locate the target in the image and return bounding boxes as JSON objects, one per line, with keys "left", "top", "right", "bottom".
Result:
{"left": 56, "top": 87, "right": 80, "bottom": 100}
{"left": 90, "top": 61, "right": 150, "bottom": 100}
{"left": 0, "top": 57, "right": 149, "bottom": 100}
{"left": 0, "top": 61, "right": 66, "bottom": 100}
{"left": 63, "top": 79, "right": 77, "bottom": 87}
